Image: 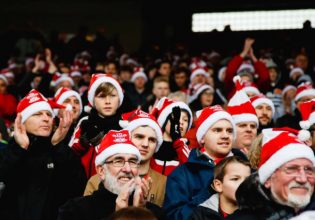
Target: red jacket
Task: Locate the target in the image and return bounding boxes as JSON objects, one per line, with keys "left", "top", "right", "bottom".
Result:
{"left": 0, "top": 93, "right": 17, "bottom": 127}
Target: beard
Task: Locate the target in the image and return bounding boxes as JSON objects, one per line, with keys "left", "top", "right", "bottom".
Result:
{"left": 271, "top": 181, "right": 313, "bottom": 209}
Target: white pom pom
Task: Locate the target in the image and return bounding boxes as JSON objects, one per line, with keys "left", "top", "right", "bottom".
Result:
{"left": 84, "top": 105, "right": 92, "bottom": 113}
{"left": 233, "top": 75, "right": 241, "bottom": 84}
{"left": 65, "top": 104, "right": 73, "bottom": 112}
{"left": 119, "top": 120, "right": 129, "bottom": 128}
{"left": 299, "top": 120, "right": 311, "bottom": 130}
{"left": 298, "top": 129, "right": 311, "bottom": 142}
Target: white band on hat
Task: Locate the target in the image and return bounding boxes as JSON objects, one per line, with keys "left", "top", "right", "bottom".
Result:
{"left": 21, "top": 101, "right": 54, "bottom": 123}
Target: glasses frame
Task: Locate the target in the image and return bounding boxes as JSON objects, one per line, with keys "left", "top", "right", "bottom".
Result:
{"left": 103, "top": 158, "right": 140, "bottom": 168}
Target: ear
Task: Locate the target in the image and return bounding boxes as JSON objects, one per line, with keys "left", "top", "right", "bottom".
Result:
{"left": 200, "top": 137, "right": 205, "bottom": 146}
{"left": 213, "top": 179, "right": 223, "bottom": 193}
{"left": 96, "top": 165, "right": 106, "bottom": 181}
{"left": 264, "top": 178, "right": 271, "bottom": 189}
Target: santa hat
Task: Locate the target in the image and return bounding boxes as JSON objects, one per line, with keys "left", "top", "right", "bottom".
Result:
{"left": 250, "top": 94, "right": 275, "bottom": 115}
{"left": 17, "top": 89, "right": 63, "bottom": 123}
{"left": 119, "top": 109, "right": 163, "bottom": 151}
{"left": 50, "top": 72, "right": 74, "bottom": 87}
{"left": 258, "top": 128, "right": 315, "bottom": 184}
{"left": 189, "top": 58, "right": 207, "bottom": 70}
{"left": 195, "top": 105, "right": 235, "bottom": 144}
{"left": 237, "top": 63, "right": 255, "bottom": 75}
{"left": 299, "top": 100, "right": 315, "bottom": 129}
{"left": 190, "top": 68, "right": 208, "bottom": 82}
{"left": 70, "top": 71, "right": 82, "bottom": 78}
{"left": 1, "top": 68, "right": 14, "bottom": 79}
{"left": 294, "top": 82, "right": 315, "bottom": 101}
{"left": 88, "top": 73, "right": 124, "bottom": 107}
{"left": 242, "top": 81, "right": 260, "bottom": 96}
{"left": 289, "top": 67, "right": 304, "bottom": 79}
{"left": 95, "top": 130, "right": 141, "bottom": 166}
{"left": 188, "top": 83, "right": 214, "bottom": 104}
{"left": 54, "top": 87, "right": 83, "bottom": 115}
{"left": 227, "top": 76, "right": 258, "bottom": 126}
{"left": 130, "top": 67, "right": 148, "bottom": 83}
{"left": 0, "top": 74, "right": 8, "bottom": 85}
{"left": 217, "top": 66, "right": 227, "bottom": 82}
{"left": 282, "top": 85, "right": 296, "bottom": 97}
{"left": 151, "top": 97, "right": 193, "bottom": 129}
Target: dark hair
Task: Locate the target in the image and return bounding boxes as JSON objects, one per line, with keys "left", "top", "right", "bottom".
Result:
{"left": 107, "top": 207, "right": 157, "bottom": 220}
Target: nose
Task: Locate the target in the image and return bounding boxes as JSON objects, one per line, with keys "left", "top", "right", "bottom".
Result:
{"left": 295, "top": 170, "right": 308, "bottom": 183}
{"left": 121, "top": 161, "right": 132, "bottom": 173}
{"left": 142, "top": 138, "right": 149, "bottom": 148}
{"left": 42, "top": 113, "right": 50, "bottom": 121}
{"left": 105, "top": 96, "right": 111, "bottom": 103}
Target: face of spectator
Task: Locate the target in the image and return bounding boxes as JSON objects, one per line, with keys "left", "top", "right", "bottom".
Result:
{"left": 235, "top": 122, "right": 257, "bottom": 149}
{"left": 174, "top": 72, "right": 187, "bottom": 89}
{"left": 164, "top": 110, "right": 190, "bottom": 137}
{"left": 269, "top": 68, "right": 278, "bottom": 82}
{"left": 134, "top": 77, "right": 146, "bottom": 90}
{"left": 214, "top": 162, "right": 251, "bottom": 204}
{"left": 58, "top": 96, "right": 81, "bottom": 121}
{"left": 24, "top": 110, "right": 53, "bottom": 137}
{"left": 159, "top": 63, "right": 171, "bottom": 77}
{"left": 264, "top": 158, "right": 315, "bottom": 209}
{"left": 94, "top": 88, "right": 120, "bottom": 116}
{"left": 82, "top": 73, "right": 91, "bottom": 83}
{"left": 295, "top": 54, "right": 308, "bottom": 71}
{"left": 153, "top": 82, "right": 170, "bottom": 99}
{"left": 192, "top": 74, "right": 207, "bottom": 85}
{"left": 57, "top": 80, "right": 73, "bottom": 91}
{"left": 201, "top": 119, "right": 234, "bottom": 159}
{"left": 106, "top": 63, "right": 118, "bottom": 75}
{"left": 72, "top": 76, "right": 81, "bottom": 85}
{"left": 200, "top": 89, "right": 214, "bottom": 108}
{"left": 255, "top": 103, "right": 273, "bottom": 126}
{"left": 0, "top": 79, "right": 7, "bottom": 94}
{"left": 119, "top": 70, "right": 131, "bottom": 82}
{"left": 240, "top": 75, "right": 252, "bottom": 83}
{"left": 131, "top": 126, "right": 157, "bottom": 162}
{"left": 296, "top": 95, "right": 315, "bottom": 111}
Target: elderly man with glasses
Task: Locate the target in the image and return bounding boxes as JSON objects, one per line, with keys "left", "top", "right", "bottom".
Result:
{"left": 229, "top": 128, "right": 315, "bottom": 219}
{"left": 58, "top": 130, "right": 166, "bottom": 220}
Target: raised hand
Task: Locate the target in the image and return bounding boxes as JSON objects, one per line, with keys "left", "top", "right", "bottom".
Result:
{"left": 240, "top": 38, "right": 255, "bottom": 58}
{"left": 133, "top": 176, "right": 150, "bottom": 207}
{"left": 32, "top": 54, "right": 41, "bottom": 73}
{"left": 45, "top": 48, "right": 57, "bottom": 74}
{"left": 169, "top": 106, "right": 181, "bottom": 141}
{"left": 51, "top": 110, "right": 73, "bottom": 146}
{"left": 248, "top": 47, "right": 258, "bottom": 63}
{"left": 13, "top": 114, "right": 29, "bottom": 149}
{"left": 115, "top": 178, "right": 135, "bottom": 211}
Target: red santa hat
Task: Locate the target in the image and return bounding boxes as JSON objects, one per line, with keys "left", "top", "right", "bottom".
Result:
{"left": 95, "top": 130, "right": 141, "bottom": 166}
{"left": 54, "top": 87, "right": 83, "bottom": 115}
{"left": 189, "top": 58, "right": 207, "bottom": 70}
{"left": 188, "top": 83, "right": 214, "bottom": 104}
{"left": 242, "top": 81, "right": 260, "bottom": 96}
{"left": 88, "top": 73, "right": 124, "bottom": 107}
{"left": 258, "top": 128, "right": 315, "bottom": 184}
{"left": 190, "top": 67, "right": 209, "bottom": 82}
{"left": 151, "top": 97, "right": 193, "bottom": 129}
{"left": 17, "top": 89, "right": 64, "bottom": 123}
{"left": 195, "top": 105, "right": 235, "bottom": 144}
{"left": 250, "top": 94, "right": 275, "bottom": 115}
{"left": 119, "top": 109, "right": 163, "bottom": 151}
{"left": 294, "top": 82, "right": 315, "bottom": 102}
{"left": 130, "top": 67, "right": 148, "bottom": 83}
{"left": 289, "top": 67, "right": 304, "bottom": 79}
{"left": 227, "top": 76, "right": 258, "bottom": 126}
{"left": 299, "top": 99, "right": 315, "bottom": 129}
{"left": 50, "top": 72, "right": 74, "bottom": 87}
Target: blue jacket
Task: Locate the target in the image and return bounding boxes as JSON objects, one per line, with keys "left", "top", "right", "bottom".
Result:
{"left": 164, "top": 148, "right": 246, "bottom": 220}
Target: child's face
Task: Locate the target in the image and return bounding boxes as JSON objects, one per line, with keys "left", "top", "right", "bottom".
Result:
{"left": 94, "top": 88, "right": 120, "bottom": 117}
{"left": 216, "top": 162, "right": 251, "bottom": 203}
{"left": 164, "top": 110, "right": 189, "bottom": 137}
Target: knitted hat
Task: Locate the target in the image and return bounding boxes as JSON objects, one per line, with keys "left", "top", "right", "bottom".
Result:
{"left": 130, "top": 67, "right": 148, "bottom": 83}
{"left": 250, "top": 94, "right": 275, "bottom": 115}
{"left": 17, "top": 89, "right": 56, "bottom": 123}
{"left": 258, "top": 128, "right": 315, "bottom": 184}
{"left": 119, "top": 109, "right": 163, "bottom": 151}
{"left": 299, "top": 100, "right": 315, "bottom": 128}
{"left": 50, "top": 72, "right": 74, "bottom": 87}
{"left": 242, "top": 81, "right": 260, "bottom": 96}
{"left": 294, "top": 82, "right": 315, "bottom": 101}
{"left": 289, "top": 67, "right": 304, "bottom": 79}
{"left": 54, "top": 87, "right": 83, "bottom": 115}
{"left": 88, "top": 73, "right": 124, "bottom": 107}
{"left": 151, "top": 97, "right": 193, "bottom": 129}
{"left": 227, "top": 77, "right": 259, "bottom": 126}
{"left": 190, "top": 68, "right": 208, "bottom": 82}
{"left": 195, "top": 105, "right": 235, "bottom": 144}
{"left": 188, "top": 83, "right": 214, "bottom": 104}
{"left": 95, "top": 130, "right": 141, "bottom": 166}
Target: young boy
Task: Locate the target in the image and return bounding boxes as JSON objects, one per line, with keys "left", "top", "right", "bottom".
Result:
{"left": 189, "top": 156, "right": 251, "bottom": 220}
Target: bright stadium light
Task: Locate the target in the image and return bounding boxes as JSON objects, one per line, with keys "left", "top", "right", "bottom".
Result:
{"left": 192, "top": 9, "right": 315, "bottom": 32}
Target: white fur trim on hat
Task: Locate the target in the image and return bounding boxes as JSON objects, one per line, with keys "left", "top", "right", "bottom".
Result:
{"left": 295, "top": 89, "right": 315, "bottom": 102}
{"left": 188, "top": 84, "right": 214, "bottom": 104}
{"left": 88, "top": 76, "right": 124, "bottom": 107}
{"left": 95, "top": 143, "right": 141, "bottom": 166}
{"left": 282, "top": 85, "right": 296, "bottom": 97}
{"left": 190, "top": 69, "right": 208, "bottom": 82}
{"left": 218, "top": 67, "right": 227, "bottom": 82}
{"left": 232, "top": 113, "right": 259, "bottom": 126}
{"left": 0, "top": 75, "right": 8, "bottom": 85}
{"left": 54, "top": 75, "right": 74, "bottom": 87}
{"left": 252, "top": 98, "right": 275, "bottom": 115}
{"left": 126, "top": 118, "right": 163, "bottom": 152}
{"left": 237, "top": 63, "right": 255, "bottom": 74}
{"left": 157, "top": 102, "right": 193, "bottom": 129}
{"left": 131, "top": 72, "right": 148, "bottom": 83}
{"left": 290, "top": 67, "right": 304, "bottom": 78}
{"left": 243, "top": 87, "right": 260, "bottom": 96}
{"left": 21, "top": 101, "right": 54, "bottom": 123}
{"left": 258, "top": 143, "right": 315, "bottom": 184}
{"left": 196, "top": 111, "right": 235, "bottom": 144}
{"left": 55, "top": 90, "right": 82, "bottom": 115}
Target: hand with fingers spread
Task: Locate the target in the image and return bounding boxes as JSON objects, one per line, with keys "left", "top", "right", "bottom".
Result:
{"left": 115, "top": 178, "right": 135, "bottom": 211}
{"left": 51, "top": 110, "right": 73, "bottom": 146}
{"left": 169, "top": 106, "right": 182, "bottom": 141}
{"left": 13, "top": 113, "right": 29, "bottom": 149}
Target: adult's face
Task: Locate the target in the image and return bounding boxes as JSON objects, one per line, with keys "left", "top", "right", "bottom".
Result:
{"left": 131, "top": 126, "right": 157, "bottom": 162}
{"left": 269, "top": 68, "right": 278, "bottom": 82}
{"left": 159, "top": 63, "right": 171, "bottom": 77}
{"left": 200, "top": 89, "right": 214, "bottom": 108}
{"left": 94, "top": 88, "right": 120, "bottom": 116}
{"left": 264, "top": 158, "right": 315, "bottom": 209}
{"left": 59, "top": 95, "right": 81, "bottom": 121}
{"left": 255, "top": 103, "right": 273, "bottom": 126}
{"left": 201, "top": 119, "right": 234, "bottom": 159}
{"left": 24, "top": 110, "right": 53, "bottom": 137}
{"left": 235, "top": 122, "right": 257, "bottom": 149}
{"left": 153, "top": 82, "right": 170, "bottom": 99}
{"left": 134, "top": 77, "right": 146, "bottom": 89}
{"left": 174, "top": 72, "right": 187, "bottom": 88}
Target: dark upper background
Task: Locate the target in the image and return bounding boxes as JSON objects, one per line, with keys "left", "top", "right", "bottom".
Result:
{"left": 1, "top": 0, "right": 315, "bottom": 66}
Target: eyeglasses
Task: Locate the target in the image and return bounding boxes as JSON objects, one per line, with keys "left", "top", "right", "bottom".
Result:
{"left": 104, "top": 158, "right": 139, "bottom": 168}
{"left": 280, "top": 165, "right": 315, "bottom": 178}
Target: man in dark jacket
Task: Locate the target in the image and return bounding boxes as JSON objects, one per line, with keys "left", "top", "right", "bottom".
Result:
{"left": 0, "top": 89, "right": 86, "bottom": 220}
{"left": 229, "top": 128, "right": 315, "bottom": 220}
{"left": 58, "top": 130, "right": 166, "bottom": 220}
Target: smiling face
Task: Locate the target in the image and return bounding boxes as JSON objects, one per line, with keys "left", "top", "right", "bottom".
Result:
{"left": 24, "top": 110, "right": 53, "bottom": 136}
